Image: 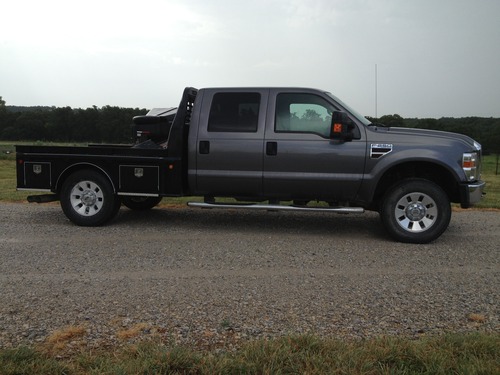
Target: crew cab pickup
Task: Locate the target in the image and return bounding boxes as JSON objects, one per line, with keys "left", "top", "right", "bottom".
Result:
{"left": 16, "top": 87, "right": 485, "bottom": 243}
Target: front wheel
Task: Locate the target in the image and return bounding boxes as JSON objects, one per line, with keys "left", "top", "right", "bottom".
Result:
{"left": 380, "top": 178, "right": 451, "bottom": 244}
{"left": 60, "top": 170, "right": 120, "bottom": 226}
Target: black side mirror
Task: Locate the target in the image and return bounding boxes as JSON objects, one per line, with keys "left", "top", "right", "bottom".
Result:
{"left": 330, "top": 111, "right": 353, "bottom": 141}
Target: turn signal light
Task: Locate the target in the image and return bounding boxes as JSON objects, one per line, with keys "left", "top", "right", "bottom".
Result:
{"left": 462, "top": 152, "right": 479, "bottom": 181}
{"left": 333, "top": 123, "right": 342, "bottom": 133}
{"left": 462, "top": 154, "right": 476, "bottom": 169}
{"left": 462, "top": 160, "right": 475, "bottom": 168}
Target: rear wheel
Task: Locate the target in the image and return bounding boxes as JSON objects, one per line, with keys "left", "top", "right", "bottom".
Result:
{"left": 121, "top": 196, "right": 162, "bottom": 210}
{"left": 380, "top": 178, "right": 451, "bottom": 243}
{"left": 60, "top": 170, "right": 120, "bottom": 226}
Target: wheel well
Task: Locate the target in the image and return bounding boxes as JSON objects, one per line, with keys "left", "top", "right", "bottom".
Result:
{"left": 372, "top": 162, "right": 460, "bottom": 209}
{"left": 55, "top": 163, "right": 116, "bottom": 193}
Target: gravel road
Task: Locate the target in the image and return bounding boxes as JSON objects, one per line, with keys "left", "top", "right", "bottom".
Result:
{"left": 0, "top": 203, "right": 499, "bottom": 351}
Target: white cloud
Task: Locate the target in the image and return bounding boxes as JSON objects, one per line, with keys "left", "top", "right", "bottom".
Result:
{"left": 1, "top": 0, "right": 219, "bottom": 51}
{"left": 284, "top": 0, "right": 342, "bottom": 28}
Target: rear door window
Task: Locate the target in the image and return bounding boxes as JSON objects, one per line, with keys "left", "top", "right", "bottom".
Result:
{"left": 208, "top": 93, "right": 260, "bottom": 133}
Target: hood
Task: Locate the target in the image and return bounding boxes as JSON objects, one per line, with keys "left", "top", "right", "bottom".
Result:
{"left": 372, "top": 126, "right": 481, "bottom": 151}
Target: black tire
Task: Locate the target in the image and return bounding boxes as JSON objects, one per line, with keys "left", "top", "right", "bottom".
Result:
{"left": 380, "top": 178, "right": 451, "bottom": 244}
{"left": 60, "top": 170, "right": 120, "bottom": 226}
{"left": 121, "top": 196, "right": 162, "bottom": 210}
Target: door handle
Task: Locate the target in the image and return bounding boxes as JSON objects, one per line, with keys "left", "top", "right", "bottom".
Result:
{"left": 199, "top": 141, "right": 210, "bottom": 154}
{"left": 266, "top": 142, "right": 277, "bottom": 156}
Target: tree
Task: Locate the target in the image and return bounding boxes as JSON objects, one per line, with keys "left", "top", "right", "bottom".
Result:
{"left": 302, "top": 109, "right": 322, "bottom": 121}
{"left": 0, "top": 96, "right": 6, "bottom": 114}
{"left": 12, "top": 111, "right": 48, "bottom": 140}
{"left": 0, "top": 96, "right": 7, "bottom": 134}
{"left": 378, "top": 114, "right": 404, "bottom": 127}
{"left": 45, "top": 107, "right": 75, "bottom": 141}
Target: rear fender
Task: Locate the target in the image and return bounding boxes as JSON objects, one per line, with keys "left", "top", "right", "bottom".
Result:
{"left": 55, "top": 163, "right": 116, "bottom": 193}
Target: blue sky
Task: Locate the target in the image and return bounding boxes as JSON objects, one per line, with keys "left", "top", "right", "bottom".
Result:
{"left": 1, "top": 0, "right": 499, "bottom": 118}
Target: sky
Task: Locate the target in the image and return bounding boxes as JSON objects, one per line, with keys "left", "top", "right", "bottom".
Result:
{"left": 1, "top": 0, "right": 499, "bottom": 118}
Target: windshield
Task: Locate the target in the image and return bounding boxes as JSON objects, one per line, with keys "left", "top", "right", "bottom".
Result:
{"left": 325, "top": 92, "right": 372, "bottom": 126}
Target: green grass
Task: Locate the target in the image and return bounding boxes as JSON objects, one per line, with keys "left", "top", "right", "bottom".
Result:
{"left": 0, "top": 333, "right": 498, "bottom": 375}
{"left": 0, "top": 159, "right": 28, "bottom": 202}
{"left": 476, "top": 154, "right": 500, "bottom": 208}
{"left": 1, "top": 142, "right": 498, "bottom": 208}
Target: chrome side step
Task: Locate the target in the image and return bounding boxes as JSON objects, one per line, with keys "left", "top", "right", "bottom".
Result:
{"left": 187, "top": 201, "right": 364, "bottom": 214}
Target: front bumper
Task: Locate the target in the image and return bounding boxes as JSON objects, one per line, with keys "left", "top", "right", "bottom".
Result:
{"left": 460, "top": 180, "right": 486, "bottom": 208}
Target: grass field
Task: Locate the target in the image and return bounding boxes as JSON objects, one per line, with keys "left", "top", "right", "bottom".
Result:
{"left": 476, "top": 153, "right": 500, "bottom": 208}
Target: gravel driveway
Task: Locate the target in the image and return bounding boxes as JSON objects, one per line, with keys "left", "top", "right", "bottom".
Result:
{"left": 0, "top": 203, "right": 498, "bottom": 350}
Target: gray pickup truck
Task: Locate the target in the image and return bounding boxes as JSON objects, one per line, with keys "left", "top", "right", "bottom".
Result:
{"left": 16, "top": 87, "right": 485, "bottom": 243}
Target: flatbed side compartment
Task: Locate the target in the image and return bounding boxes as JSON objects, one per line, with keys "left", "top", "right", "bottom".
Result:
{"left": 17, "top": 146, "right": 183, "bottom": 197}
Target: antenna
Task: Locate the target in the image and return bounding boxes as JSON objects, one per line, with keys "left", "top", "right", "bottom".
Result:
{"left": 375, "top": 63, "right": 378, "bottom": 120}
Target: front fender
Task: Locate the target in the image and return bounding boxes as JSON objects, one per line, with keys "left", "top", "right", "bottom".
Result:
{"left": 357, "top": 147, "right": 465, "bottom": 205}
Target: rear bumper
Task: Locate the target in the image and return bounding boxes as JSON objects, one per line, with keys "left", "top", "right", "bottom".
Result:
{"left": 460, "top": 180, "right": 486, "bottom": 208}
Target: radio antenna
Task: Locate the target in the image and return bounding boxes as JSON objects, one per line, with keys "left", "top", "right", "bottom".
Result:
{"left": 375, "top": 63, "right": 378, "bottom": 120}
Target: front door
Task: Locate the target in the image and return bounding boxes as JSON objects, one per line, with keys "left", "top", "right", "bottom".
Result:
{"left": 263, "top": 91, "right": 366, "bottom": 202}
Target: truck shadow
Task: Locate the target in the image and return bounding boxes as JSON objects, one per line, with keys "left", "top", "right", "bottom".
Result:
{"left": 116, "top": 206, "right": 388, "bottom": 240}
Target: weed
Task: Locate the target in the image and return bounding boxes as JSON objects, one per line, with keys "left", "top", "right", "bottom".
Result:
{"left": 42, "top": 325, "right": 87, "bottom": 356}
{"left": 220, "top": 318, "right": 233, "bottom": 330}
{"left": 468, "top": 313, "right": 487, "bottom": 323}
{"left": 117, "top": 323, "right": 152, "bottom": 341}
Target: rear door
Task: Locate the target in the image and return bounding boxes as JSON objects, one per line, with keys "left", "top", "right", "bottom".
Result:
{"left": 193, "top": 89, "right": 268, "bottom": 196}
{"left": 263, "top": 89, "right": 366, "bottom": 201}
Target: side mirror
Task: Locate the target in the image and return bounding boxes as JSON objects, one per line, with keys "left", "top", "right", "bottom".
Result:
{"left": 330, "top": 111, "right": 354, "bottom": 141}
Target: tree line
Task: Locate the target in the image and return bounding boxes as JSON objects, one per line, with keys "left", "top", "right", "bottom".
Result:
{"left": 0, "top": 96, "right": 147, "bottom": 144}
{"left": 1, "top": 96, "right": 499, "bottom": 152}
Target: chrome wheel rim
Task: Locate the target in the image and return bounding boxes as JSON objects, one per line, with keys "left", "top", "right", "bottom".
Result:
{"left": 69, "top": 180, "right": 104, "bottom": 216}
{"left": 395, "top": 192, "right": 438, "bottom": 233}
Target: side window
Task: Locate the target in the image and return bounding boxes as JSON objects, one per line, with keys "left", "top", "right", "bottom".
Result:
{"left": 208, "top": 93, "right": 260, "bottom": 132}
{"left": 275, "top": 93, "right": 334, "bottom": 138}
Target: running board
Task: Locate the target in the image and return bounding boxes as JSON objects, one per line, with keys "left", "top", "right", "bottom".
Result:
{"left": 187, "top": 201, "right": 364, "bottom": 214}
